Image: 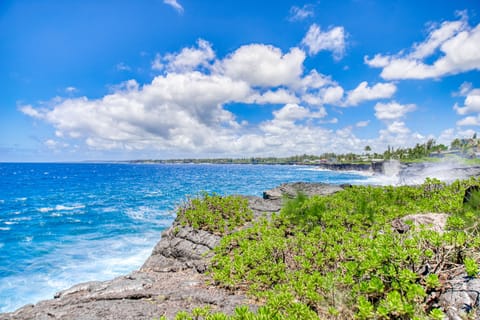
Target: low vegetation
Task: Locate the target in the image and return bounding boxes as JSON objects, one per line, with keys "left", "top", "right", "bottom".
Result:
{"left": 176, "top": 192, "right": 253, "bottom": 235}
{"left": 166, "top": 178, "right": 480, "bottom": 319}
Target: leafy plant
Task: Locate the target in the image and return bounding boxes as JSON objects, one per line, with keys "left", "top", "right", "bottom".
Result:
{"left": 464, "top": 257, "right": 479, "bottom": 277}
{"left": 176, "top": 192, "right": 253, "bottom": 235}
{"left": 166, "top": 178, "right": 480, "bottom": 319}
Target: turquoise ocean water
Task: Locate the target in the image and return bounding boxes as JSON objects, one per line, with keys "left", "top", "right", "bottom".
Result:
{"left": 0, "top": 163, "right": 369, "bottom": 312}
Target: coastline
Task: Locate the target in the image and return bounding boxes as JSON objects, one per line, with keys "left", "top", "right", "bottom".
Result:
{"left": 2, "top": 164, "right": 480, "bottom": 319}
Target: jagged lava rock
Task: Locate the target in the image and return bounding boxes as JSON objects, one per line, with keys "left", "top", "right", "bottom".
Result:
{"left": 263, "top": 182, "right": 344, "bottom": 201}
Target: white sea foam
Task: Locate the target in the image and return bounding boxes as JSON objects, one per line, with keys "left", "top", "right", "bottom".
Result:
{"left": 39, "top": 204, "right": 85, "bottom": 213}
{"left": 55, "top": 204, "right": 85, "bottom": 211}
{"left": 15, "top": 197, "right": 27, "bottom": 201}
{"left": 125, "top": 206, "right": 170, "bottom": 223}
{"left": 362, "top": 159, "right": 478, "bottom": 186}
{"left": 0, "top": 232, "right": 159, "bottom": 313}
{"left": 0, "top": 227, "right": 10, "bottom": 231}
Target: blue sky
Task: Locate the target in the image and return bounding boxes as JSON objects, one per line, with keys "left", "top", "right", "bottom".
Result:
{"left": 1, "top": 0, "right": 480, "bottom": 161}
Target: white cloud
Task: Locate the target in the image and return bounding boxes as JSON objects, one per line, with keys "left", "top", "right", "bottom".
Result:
{"left": 344, "top": 81, "right": 397, "bottom": 106}
{"left": 164, "top": 0, "right": 183, "bottom": 13}
{"left": 457, "top": 116, "right": 480, "bottom": 126}
{"left": 298, "top": 70, "right": 334, "bottom": 90}
{"left": 453, "top": 86, "right": 480, "bottom": 115}
{"left": 386, "top": 121, "right": 411, "bottom": 134}
{"left": 289, "top": 5, "right": 314, "bottom": 21}
{"left": 20, "top": 105, "right": 42, "bottom": 118}
{"left": 302, "top": 85, "right": 344, "bottom": 106}
{"left": 65, "top": 86, "right": 77, "bottom": 93}
{"left": 21, "top": 38, "right": 444, "bottom": 159}
{"left": 246, "top": 89, "right": 299, "bottom": 105}
{"left": 365, "top": 14, "right": 480, "bottom": 79}
{"left": 163, "top": 39, "right": 215, "bottom": 72}
{"left": 356, "top": 120, "right": 370, "bottom": 127}
{"left": 374, "top": 101, "right": 416, "bottom": 120}
{"left": 273, "top": 103, "right": 313, "bottom": 121}
{"left": 21, "top": 72, "right": 252, "bottom": 151}
{"left": 116, "top": 62, "right": 131, "bottom": 71}
{"left": 152, "top": 53, "right": 163, "bottom": 71}
{"left": 301, "top": 24, "right": 346, "bottom": 60}
{"left": 217, "top": 44, "right": 305, "bottom": 87}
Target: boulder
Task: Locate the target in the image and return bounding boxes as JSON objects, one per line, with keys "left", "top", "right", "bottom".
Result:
{"left": 392, "top": 213, "right": 448, "bottom": 234}
{"left": 440, "top": 274, "right": 480, "bottom": 320}
{"left": 263, "top": 182, "right": 344, "bottom": 200}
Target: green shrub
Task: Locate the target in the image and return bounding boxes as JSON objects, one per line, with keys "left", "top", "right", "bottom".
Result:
{"left": 207, "top": 178, "right": 480, "bottom": 318}
{"left": 176, "top": 192, "right": 253, "bottom": 235}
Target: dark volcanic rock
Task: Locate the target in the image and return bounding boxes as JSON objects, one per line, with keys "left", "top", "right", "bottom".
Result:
{"left": 2, "top": 270, "right": 248, "bottom": 320}
{"left": 5, "top": 181, "right": 473, "bottom": 319}
{"left": 263, "top": 182, "right": 344, "bottom": 201}
{"left": 0, "top": 184, "right": 307, "bottom": 320}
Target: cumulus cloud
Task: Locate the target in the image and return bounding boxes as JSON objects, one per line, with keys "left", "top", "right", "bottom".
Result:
{"left": 289, "top": 4, "right": 314, "bottom": 21}
{"left": 344, "top": 81, "right": 397, "bottom": 106}
{"left": 246, "top": 89, "right": 299, "bottom": 105}
{"left": 159, "top": 39, "right": 215, "bottom": 73}
{"left": 301, "top": 86, "right": 344, "bottom": 106}
{"left": 453, "top": 84, "right": 480, "bottom": 116}
{"left": 365, "top": 13, "right": 480, "bottom": 79}
{"left": 20, "top": 38, "right": 436, "bottom": 158}
{"left": 301, "top": 24, "right": 346, "bottom": 60}
{"left": 217, "top": 44, "right": 305, "bottom": 87}
{"left": 298, "top": 70, "right": 334, "bottom": 90}
{"left": 21, "top": 72, "right": 251, "bottom": 151}
{"left": 457, "top": 116, "right": 480, "bottom": 126}
{"left": 374, "top": 101, "right": 416, "bottom": 120}
{"left": 164, "top": 0, "right": 183, "bottom": 13}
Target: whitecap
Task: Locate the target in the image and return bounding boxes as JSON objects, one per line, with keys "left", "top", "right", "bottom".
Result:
{"left": 55, "top": 204, "right": 85, "bottom": 211}
{"left": 15, "top": 197, "right": 27, "bottom": 201}
{"left": 0, "top": 227, "right": 10, "bottom": 231}
{"left": 38, "top": 207, "right": 54, "bottom": 213}
{"left": 4, "top": 221, "right": 16, "bottom": 225}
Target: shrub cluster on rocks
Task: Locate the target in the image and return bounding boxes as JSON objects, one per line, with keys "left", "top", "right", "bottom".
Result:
{"left": 168, "top": 178, "right": 480, "bottom": 319}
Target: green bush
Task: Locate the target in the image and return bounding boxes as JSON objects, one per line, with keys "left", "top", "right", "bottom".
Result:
{"left": 176, "top": 192, "right": 253, "bottom": 235}
{"left": 207, "top": 178, "right": 480, "bottom": 319}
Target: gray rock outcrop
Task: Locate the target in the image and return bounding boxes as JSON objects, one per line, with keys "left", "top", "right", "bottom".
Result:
{"left": 440, "top": 274, "right": 480, "bottom": 320}
{"left": 1, "top": 182, "right": 478, "bottom": 319}
{"left": 263, "top": 182, "right": 344, "bottom": 201}
{"left": 0, "top": 190, "right": 290, "bottom": 320}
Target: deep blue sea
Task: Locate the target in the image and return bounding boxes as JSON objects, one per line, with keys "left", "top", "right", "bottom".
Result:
{"left": 0, "top": 163, "right": 370, "bottom": 312}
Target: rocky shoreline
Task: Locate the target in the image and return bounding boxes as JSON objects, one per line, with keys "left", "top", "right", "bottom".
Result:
{"left": 0, "top": 183, "right": 343, "bottom": 320}
{"left": 1, "top": 181, "right": 480, "bottom": 319}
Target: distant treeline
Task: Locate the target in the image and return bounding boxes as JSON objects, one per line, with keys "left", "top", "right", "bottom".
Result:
{"left": 129, "top": 136, "right": 480, "bottom": 165}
